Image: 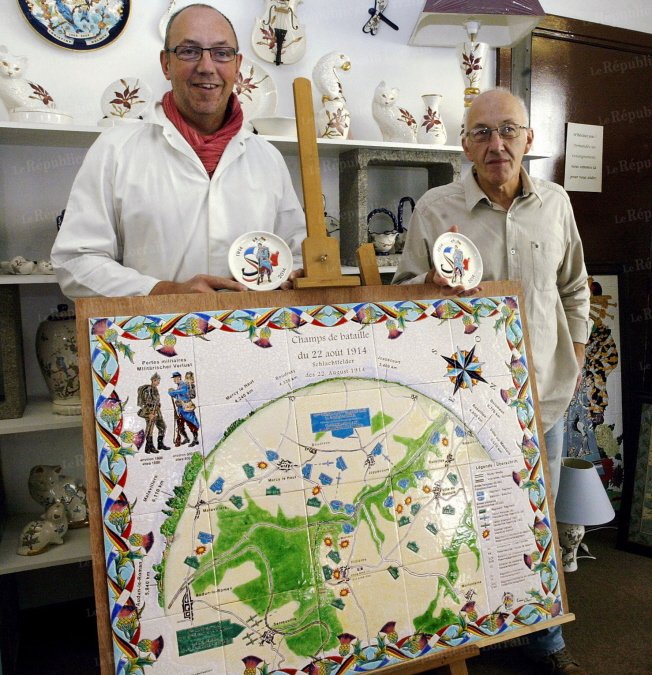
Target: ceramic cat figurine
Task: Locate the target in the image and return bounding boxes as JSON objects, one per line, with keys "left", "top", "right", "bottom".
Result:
{"left": 17, "top": 502, "right": 69, "bottom": 556}
{"left": 28, "top": 464, "right": 89, "bottom": 528}
{"left": 0, "top": 45, "right": 57, "bottom": 112}
{"left": 372, "top": 81, "right": 416, "bottom": 143}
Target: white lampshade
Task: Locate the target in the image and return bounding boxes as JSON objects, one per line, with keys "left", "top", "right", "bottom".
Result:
{"left": 409, "top": 0, "right": 546, "bottom": 47}
{"left": 555, "top": 457, "right": 616, "bottom": 526}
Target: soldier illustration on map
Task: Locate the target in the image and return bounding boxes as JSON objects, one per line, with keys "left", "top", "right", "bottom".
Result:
{"left": 137, "top": 373, "right": 170, "bottom": 454}
{"left": 169, "top": 371, "right": 199, "bottom": 447}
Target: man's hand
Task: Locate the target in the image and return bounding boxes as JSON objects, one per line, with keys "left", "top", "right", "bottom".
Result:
{"left": 573, "top": 341, "right": 586, "bottom": 394}
{"left": 150, "top": 275, "right": 247, "bottom": 295}
{"left": 424, "top": 269, "right": 481, "bottom": 297}
{"left": 280, "top": 267, "right": 304, "bottom": 290}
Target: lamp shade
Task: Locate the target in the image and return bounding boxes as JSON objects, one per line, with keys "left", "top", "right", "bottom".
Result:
{"left": 409, "top": 0, "right": 546, "bottom": 47}
{"left": 555, "top": 458, "right": 616, "bottom": 526}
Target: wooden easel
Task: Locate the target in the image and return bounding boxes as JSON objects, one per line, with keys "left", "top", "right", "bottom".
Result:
{"left": 292, "top": 77, "right": 383, "bottom": 288}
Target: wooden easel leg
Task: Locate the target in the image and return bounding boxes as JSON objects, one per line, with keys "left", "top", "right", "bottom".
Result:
{"left": 356, "top": 243, "right": 382, "bottom": 286}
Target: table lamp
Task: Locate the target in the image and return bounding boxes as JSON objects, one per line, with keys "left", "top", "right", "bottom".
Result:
{"left": 555, "top": 457, "right": 615, "bottom": 572}
{"left": 409, "top": 1, "right": 545, "bottom": 107}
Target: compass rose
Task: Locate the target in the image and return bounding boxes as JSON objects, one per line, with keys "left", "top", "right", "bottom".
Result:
{"left": 442, "top": 345, "right": 487, "bottom": 394}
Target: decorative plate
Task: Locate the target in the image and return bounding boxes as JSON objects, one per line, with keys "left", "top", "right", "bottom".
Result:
{"left": 432, "top": 231, "right": 483, "bottom": 290}
{"left": 99, "top": 77, "right": 152, "bottom": 122}
{"left": 19, "top": 0, "right": 130, "bottom": 51}
{"left": 228, "top": 231, "right": 293, "bottom": 291}
{"left": 235, "top": 57, "right": 277, "bottom": 127}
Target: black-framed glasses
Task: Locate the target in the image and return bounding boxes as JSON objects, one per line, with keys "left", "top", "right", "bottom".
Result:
{"left": 467, "top": 124, "right": 528, "bottom": 143}
{"left": 166, "top": 45, "right": 238, "bottom": 63}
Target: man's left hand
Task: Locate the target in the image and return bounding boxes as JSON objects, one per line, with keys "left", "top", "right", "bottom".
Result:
{"left": 280, "top": 268, "right": 304, "bottom": 290}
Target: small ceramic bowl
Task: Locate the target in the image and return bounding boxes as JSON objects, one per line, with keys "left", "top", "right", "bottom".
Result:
{"left": 250, "top": 116, "right": 297, "bottom": 139}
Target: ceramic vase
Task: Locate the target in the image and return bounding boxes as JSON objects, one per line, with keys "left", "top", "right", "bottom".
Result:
{"left": 457, "top": 41, "right": 489, "bottom": 108}
{"left": 35, "top": 303, "right": 81, "bottom": 415}
{"left": 416, "top": 94, "right": 447, "bottom": 145}
{"left": 317, "top": 98, "right": 350, "bottom": 139}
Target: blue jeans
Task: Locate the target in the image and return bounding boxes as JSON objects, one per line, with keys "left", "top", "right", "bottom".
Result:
{"left": 525, "top": 418, "right": 565, "bottom": 658}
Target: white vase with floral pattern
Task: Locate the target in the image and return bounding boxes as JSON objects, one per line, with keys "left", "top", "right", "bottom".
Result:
{"left": 457, "top": 41, "right": 489, "bottom": 108}
{"left": 35, "top": 304, "right": 81, "bottom": 415}
{"left": 416, "top": 94, "right": 447, "bottom": 145}
{"left": 317, "top": 98, "right": 350, "bottom": 139}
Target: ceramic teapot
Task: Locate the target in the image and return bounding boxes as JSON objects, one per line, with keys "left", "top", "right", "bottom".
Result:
{"left": 367, "top": 207, "right": 398, "bottom": 255}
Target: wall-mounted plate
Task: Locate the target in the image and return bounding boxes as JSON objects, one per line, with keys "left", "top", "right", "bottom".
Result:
{"left": 18, "top": 0, "right": 130, "bottom": 51}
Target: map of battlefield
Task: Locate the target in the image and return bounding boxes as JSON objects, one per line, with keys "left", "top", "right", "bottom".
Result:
{"left": 88, "top": 291, "right": 564, "bottom": 674}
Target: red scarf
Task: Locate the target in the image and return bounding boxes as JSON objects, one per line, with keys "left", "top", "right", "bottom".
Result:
{"left": 162, "top": 91, "right": 244, "bottom": 177}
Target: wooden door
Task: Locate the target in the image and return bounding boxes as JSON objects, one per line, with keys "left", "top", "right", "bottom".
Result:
{"left": 499, "top": 15, "right": 652, "bottom": 543}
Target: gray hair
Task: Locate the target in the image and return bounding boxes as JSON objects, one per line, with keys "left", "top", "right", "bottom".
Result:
{"left": 164, "top": 3, "right": 239, "bottom": 52}
{"left": 463, "top": 88, "right": 530, "bottom": 128}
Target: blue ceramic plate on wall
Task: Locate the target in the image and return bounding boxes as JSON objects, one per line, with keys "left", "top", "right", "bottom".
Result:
{"left": 18, "top": 0, "right": 130, "bottom": 50}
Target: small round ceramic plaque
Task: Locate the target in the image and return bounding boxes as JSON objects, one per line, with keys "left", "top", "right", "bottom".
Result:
{"left": 19, "top": 0, "right": 129, "bottom": 51}
{"left": 432, "top": 231, "right": 483, "bottom": 290}
{"left": 228, "top": 231, "right": 293, "bottom": 291}
{"left": 99, "top": 77, "right": 152, "bottom": 124}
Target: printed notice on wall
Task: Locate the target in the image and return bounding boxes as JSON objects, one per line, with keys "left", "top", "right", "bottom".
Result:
{"left": 564, "top": 122, "right": 603, "bottom": 192}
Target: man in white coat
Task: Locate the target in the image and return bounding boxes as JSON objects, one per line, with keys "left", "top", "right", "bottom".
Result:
{"left": 52, "top": 3, "right": 305, "bottom": 298}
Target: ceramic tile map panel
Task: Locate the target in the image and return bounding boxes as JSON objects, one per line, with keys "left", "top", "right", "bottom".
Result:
{"left": 87, "top": 294, "right": 563, "bottom": 674}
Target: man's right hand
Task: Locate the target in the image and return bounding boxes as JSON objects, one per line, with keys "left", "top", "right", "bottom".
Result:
{"left": 424, "top": 269, "right": 481, "bottom": 298}
{"left": 150, "top": 275, "right": 248, "bottom": 295}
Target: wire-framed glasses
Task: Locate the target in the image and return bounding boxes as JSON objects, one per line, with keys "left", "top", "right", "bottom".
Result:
{"left": 467, "top": 124, "right": 528, "bottom": 143}
{"left": 166, "top": 45, "right": 238, "bottom": 62}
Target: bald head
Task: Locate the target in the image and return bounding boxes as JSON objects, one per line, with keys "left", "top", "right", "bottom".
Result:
{"left": 465, "top": 89, "right": 529, "bottom": 129}
{"left": 164, "top": 3, "right": 239, "bottom": 51}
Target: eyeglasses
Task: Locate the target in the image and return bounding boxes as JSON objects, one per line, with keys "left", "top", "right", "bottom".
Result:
{"left": 467, "top": 124, "right": 528, "bottom": 143}
{"left": 166, "top": 45, "right": 238, "bottom": 63}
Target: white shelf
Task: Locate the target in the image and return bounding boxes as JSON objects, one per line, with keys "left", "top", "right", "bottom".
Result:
{"left": 273, "top": 135, "right": 466, "bottom": 157}
{"left": 0, "top": 121, "right": 549, "bottom": 158}
{"left": 0, "top": 398, "right": 82, "bottom": 436}
{"left": 0, "top": 121, "right": 102, "bottom": 147}
{"left": 0, "top": 119, "right": 466, "bottom": 154}
{"left": 0, "top": 513, "right": 91, "bottom": 575}
{"left": 0, "top": 274, "right": 59, "bottom": 285}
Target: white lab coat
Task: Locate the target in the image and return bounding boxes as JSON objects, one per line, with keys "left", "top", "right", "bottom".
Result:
{"left": 51, "top": 102, "right": 306, "bottom": 298}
